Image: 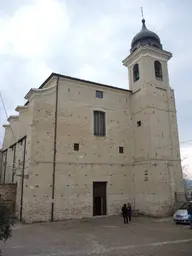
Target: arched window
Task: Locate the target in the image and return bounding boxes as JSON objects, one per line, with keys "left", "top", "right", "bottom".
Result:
{"left": 154, "top": 61, "right": 163, "bottom": 79}
{"left": 133, "top": 64, "right": 139, "bottom": 82}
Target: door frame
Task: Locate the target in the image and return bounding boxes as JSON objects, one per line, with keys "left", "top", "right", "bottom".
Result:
{"left": 93, "top": 181, "right": 107, "bottom": 216}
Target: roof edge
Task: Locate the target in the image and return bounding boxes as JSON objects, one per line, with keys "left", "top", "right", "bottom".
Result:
{"left": 7, "top": 115, "right": 19, "bottom": 122}
{"left": 24, "top": 72, "right": 132, "bottom": 105}
{"left": 15, "top": 105, "right": 29, "bottom": 112}
{"left": 40, "top": 72, "right": 132, "bottom": 93}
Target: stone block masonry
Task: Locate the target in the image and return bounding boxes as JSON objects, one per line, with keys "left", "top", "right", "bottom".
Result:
{"left": 0, "top": 183, "right": 17, "bottom": 215}
{"left": 0, "top": 23, "right": 186, "bottom": 222}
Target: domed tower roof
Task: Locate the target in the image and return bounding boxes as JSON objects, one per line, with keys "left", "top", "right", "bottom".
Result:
{"left": 131, "top": 19, "right": 162, "bottom": 53}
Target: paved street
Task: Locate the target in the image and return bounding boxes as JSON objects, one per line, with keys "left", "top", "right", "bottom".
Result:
{"left": 1, "top": 216, "right": 192, "bottom": 255}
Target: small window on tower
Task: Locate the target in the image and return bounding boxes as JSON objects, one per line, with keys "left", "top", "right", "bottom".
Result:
{"left": 74, "top": 143, "right": 79, "bottom": 151}
{"left": 154, "top": 61, "right": 163, "bottom": 79}
{"left": 119, "top": 146, "right": 124, "bottom": 154}
{"left": 96, "top": 90, "right": 103, "bottom": 99}
{"left": 133, "top": 64, "right": 140, "bottom": 82}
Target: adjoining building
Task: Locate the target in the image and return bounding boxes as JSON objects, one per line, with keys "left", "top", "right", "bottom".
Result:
{"left": 0, "top": 19, "right": 185, "bottom": 223}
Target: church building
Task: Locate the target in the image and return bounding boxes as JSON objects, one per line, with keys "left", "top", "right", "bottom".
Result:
{"left": 0, "top": 19, "right": 185, "bottom": 223}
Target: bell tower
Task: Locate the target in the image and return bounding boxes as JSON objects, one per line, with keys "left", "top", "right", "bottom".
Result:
{"left": 123, "top": 19, "right": 185, "bottom": 216}
{"left": 123, "top": 19, "right": 171, "bottom": 93}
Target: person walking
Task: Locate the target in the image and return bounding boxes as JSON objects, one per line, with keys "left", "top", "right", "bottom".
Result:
{"left": 121, "top": 204, "right": 128, "bottom": 224}
{"left": 127, "top": 203, "right": 132, "bottom": 222}
{"left": 187, "top": 203, "right": 192, "bottom": 229}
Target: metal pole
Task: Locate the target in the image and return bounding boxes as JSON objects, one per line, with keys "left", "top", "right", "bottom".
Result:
{"left": 20, "top": 136, "right": 27, "bottom": 221}
{"left": 51, "top": 76, "right": 59, "bottom": 222}
{"left": 12, "top": 145, "right": 16, "bottom": 182}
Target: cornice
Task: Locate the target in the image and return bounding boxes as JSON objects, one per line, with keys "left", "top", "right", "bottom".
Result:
{"left": 15, "top": 105, "right": 29, "bottom": 112}
{"left": 123, "top": 46, "right": 172, "bottom": 67}
{"left": 24, "top": 84, "right": 56, "bottom": 101}
{"left": 2, "top": 124, "right": 10, "bottom": 128}
{"left": 7, "top": 115, "right": 19, "bottom": 123}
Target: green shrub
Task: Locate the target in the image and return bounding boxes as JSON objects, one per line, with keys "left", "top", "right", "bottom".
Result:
{"left": 0, "top": 199, "right": 15, "bottom": 243}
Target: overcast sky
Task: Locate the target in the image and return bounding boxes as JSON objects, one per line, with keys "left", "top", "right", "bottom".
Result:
{"left": 0, "top": 0, "right": 191, "bottom": 177}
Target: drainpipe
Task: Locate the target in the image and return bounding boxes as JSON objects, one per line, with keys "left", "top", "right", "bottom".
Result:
{"left": 20, "top": 136, "right": 27, "bottom": 221}
{"left": 3, "top": 150, "right": 7, "bottom": 184}
{"left": 51, "top": 76, "right": 59, "bottom": 222}
{"left": 12, "top": 145, "right": 17, "bottom": 183}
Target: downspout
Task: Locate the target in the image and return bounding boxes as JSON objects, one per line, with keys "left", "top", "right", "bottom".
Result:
{"left": 20, "top": 136, "right": 27, "bottom": 221}
{"left": 51, "top": 76, "right": 59, "bottom": 222}
{"left": 3, "top": 150, "right": 7, "bottom": 184}
{"left": 12, "top": 145, "right": 17, "bottom": 183}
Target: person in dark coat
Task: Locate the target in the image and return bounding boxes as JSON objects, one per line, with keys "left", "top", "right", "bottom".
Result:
{"left": 127, "top": 203, "right": 132, "bottom": 222}
{"left": 187, "top": 203, "right": 192, "bottom": 229}
{"left": 121, "top": 204, "right": 128, "bottom": 224}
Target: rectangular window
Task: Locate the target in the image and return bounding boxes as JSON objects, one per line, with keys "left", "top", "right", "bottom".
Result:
{"left": 74, "top": 143, "right": 79, "bottom": 151}
{"left": 119, "top": 146, "right": 124, "bottom": 154}
{"left": 93, "top": 111, "right": 106, "bottom": 136}
{"left": 96, "top": 90, "right": 103, "bottom": 99}
{"left": 144, "top": 170, "right": 148, "bottom": 181}
{"left": 137, "top": 121, "right": 141, "bottom": 127}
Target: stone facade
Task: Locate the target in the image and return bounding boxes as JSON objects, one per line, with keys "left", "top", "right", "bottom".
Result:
{"left": 0, "top": 35, "right": 185, "bottom": 223}
{"left": 0, "top": 184, "right": 17, "bottom": 215}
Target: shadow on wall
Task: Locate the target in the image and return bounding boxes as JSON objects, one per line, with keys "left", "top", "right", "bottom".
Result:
{"left": 0, "top": 184, "right": 17, "bottom": 216}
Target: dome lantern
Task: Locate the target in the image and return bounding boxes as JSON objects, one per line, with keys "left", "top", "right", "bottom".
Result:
{"left": 131, "top": 19, "right": 162, "bottom": 53}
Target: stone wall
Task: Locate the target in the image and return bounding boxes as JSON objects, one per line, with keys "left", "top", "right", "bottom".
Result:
{"left": 0, "top": 184, "right": 17, "bottom": 215}
{"left": 124, "top": 47, "right": 185, "bottom": 216}
{"left": 0, "top": 66, "right": 185, "bottom": 223}
{"left": 0, "top": 103, "right": 34, "bottom": 220}
{"left": 21, "top": 78, "right": 135, "bottom": 223}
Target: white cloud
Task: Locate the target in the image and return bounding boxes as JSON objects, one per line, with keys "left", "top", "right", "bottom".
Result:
{"left": 0, "top": 0, "right": 70, "bottom": 147}
{"left": 0, "top": 0, "right": 70, "bottom": 58}
{"left": 77, "top": 64, "right": 96, "bottom": 81}
{"left": 27, "top": 59, "right": 53, "bottom": 81}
